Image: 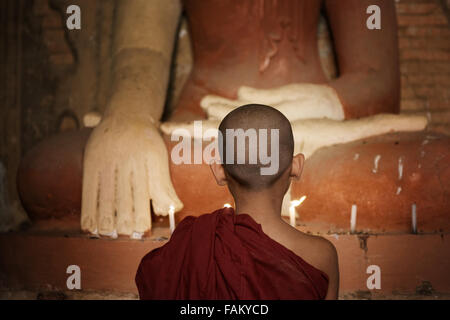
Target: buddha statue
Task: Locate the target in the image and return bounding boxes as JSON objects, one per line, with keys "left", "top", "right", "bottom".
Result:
{"left": 16, "top": 0, "right": 449, "bottom": 237}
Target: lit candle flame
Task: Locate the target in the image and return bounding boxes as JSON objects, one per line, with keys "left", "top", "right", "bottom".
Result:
{"left": 289, "top": 196, "right": 307, "bottom": 227}
{"left": 223, "top": 203, "right": 232, "bottom": 208}
{"left": 290, "top": 195, "right": 307, "bottom": 208}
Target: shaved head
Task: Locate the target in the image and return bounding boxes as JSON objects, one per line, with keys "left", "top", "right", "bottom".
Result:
{"left": 218, "top": 104, "right": 294, "bottom": 190}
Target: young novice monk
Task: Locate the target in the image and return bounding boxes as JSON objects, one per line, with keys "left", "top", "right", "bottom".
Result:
{"left": 136, "top": 104, "right": 339, "bottom": 300}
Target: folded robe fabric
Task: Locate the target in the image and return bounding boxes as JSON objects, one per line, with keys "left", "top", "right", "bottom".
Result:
{"left": 136, "top": 208, "right": 329, "bottom": 299}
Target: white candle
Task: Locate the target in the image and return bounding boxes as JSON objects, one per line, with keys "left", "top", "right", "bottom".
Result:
{"left": 350, "top": 204, "right": 357, "bottom": 233}
{"left": 398, "top": 157, "right": 404, "bottom": 180}
{"left": 169, "top": 205, "right": 175, "bottom": 233}
{"left": 289, "top": 196, "right": 307, "bottom": 227}
{"left": 412, "top": 203, "right": 417, "bottom": 234}
{"left": 289, "top": 204, "right": 296, "bottom": 227}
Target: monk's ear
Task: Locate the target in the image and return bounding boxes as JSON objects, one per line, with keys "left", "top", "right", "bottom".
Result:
{"left": 210, "top": 161, "right": 228, "bottom": 186}
{"left": 290, "top": 153, "right": 305, "bottom": 181}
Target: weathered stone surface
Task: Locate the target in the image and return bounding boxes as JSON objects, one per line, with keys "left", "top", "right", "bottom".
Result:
{"left": 17, "top": 129, "right": 91, "bottom": 220}
{"left": 291, "top": 131, "right": 450, "bottom": 233}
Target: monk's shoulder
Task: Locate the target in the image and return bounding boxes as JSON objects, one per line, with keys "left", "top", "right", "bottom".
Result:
{"left": 293, "top": 233, "right": 338, "bottom": 277}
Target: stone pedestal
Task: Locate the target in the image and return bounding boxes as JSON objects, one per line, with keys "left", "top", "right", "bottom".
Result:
{"left": 1, "top": 221, "right": 449, "bottom": 296}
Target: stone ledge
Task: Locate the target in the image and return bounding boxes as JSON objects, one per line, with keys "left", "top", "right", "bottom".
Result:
{"left": 0, "top": 228, "right": 449, "bottom": 295}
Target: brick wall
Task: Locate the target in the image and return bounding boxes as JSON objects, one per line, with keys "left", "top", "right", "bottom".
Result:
{"left": 28, "top": 0, "right": 113, "bottom": 135}
{"left": 33, "top": 0, "right": 74, "bottom": 70}
{"left": 19, "top": 0, "right": 76, "bottom": 156}
{"left": 396, "top": 0, "right": 450, "bottom": 134}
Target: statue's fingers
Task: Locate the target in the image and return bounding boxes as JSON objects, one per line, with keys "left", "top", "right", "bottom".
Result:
{"left": 97, "top": 166, "right": 117, "bottom": 236}
{"left": 237, "top": 86, "right": 279, "bottom": 104}
{"left": 324, "top": 114, "right": 428, "bottom": 144}
{"left": 160, "top": 121, "right": 191, "bottom": 137}
{"left": 240, "top": 83, "right": 334, "bottom": 105}
{"left": 205, "top": 104, "right": 239, "bottom": 120}
{"left": 161, "top": 120, "right": 220, "bottom": 140}
{"left": 237, "top": 85, "right": 297, "bottom": 105}
{"left": 200, "top": 95, "right": 239, "bottom": 111}
{"left": 131, "top": 161, "right": 151, "bottom": 233}
{"left": 371, "top": 114, "right": 428, "bottom": 133}
{"left": 146, "top": 142, "right": 183, "bottom": 216}
{"left": 149, "top": 168, "right": 183, "bottom": 217}
{"left": 275, "top": 98, "right": 341, "bottom": 121}
{"left": 290, "top": 118, "right": 358, "bottom": 159}
{"left": 81, "top": 159, "right": 99, "bottom": 234}
{"left": 116, "top": 165, "right": 134, "bottom": 236}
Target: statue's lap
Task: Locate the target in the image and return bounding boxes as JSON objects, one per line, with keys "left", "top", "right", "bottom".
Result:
{"left": 17, "top": 128, "right": 450, "bottom": 234}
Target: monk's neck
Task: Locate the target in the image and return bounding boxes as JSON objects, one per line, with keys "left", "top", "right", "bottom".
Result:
{"left": 233, "top": 191, "right": 284, "bottom": 226}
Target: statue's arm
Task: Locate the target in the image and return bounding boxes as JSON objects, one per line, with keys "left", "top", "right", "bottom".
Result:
{"left": 81, "top": 0, "right": 183, "bottom": 237}
{"left": 325, "top": 0, "right": 400, "bottom": 119}
{"left": 106, "top": 0, "right": 182, "bottom": 122}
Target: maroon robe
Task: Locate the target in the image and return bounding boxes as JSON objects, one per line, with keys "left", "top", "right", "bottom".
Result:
{"left": 135, "top": 208, "right": 329, "bottom": 299}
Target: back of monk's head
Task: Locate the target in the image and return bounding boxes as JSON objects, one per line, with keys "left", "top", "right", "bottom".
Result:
{"left": 218, "top": 104, "right": 294, "bottom": 191}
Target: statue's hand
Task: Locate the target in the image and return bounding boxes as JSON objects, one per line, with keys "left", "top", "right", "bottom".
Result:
{"left": 160, "top": 120, "right": 221, "bottom": 140}
{"left": 201, "top": 83, "right": 345, "bottom": 122}
{"left": 81, "top": 114, "right": 183, "bottom": 238}
{"left": 291, "top": 114, "right": 428, "bottom": 158}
